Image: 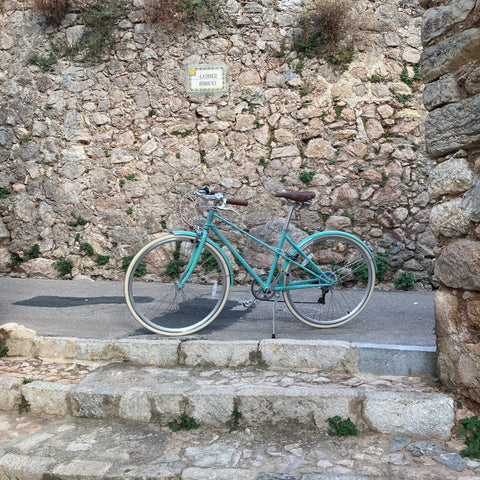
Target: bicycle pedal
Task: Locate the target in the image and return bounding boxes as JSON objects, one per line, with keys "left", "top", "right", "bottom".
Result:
{"left": 242, "top": 298, "right": 257, "bottom": 309}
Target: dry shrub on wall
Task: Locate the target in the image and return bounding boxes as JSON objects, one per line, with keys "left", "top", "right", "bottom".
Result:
{"left": 33, "top": 0, "right": 67, "bottom": 24}
{"left": 143, "top": 0, "right": 184, "bottom": 28}
{"left": 294, "top": 0, "right": 356, "bottom": 60}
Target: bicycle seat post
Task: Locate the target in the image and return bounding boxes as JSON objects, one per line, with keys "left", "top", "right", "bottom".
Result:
{"left": 283, "top": 202, "right": 298, "bottom": 233}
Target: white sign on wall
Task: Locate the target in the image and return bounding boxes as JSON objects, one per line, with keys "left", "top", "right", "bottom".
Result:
{"left": 186, "top": 64, "right": 229, "bottom": 97}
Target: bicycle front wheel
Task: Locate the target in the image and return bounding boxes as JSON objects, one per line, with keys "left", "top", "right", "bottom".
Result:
{"left": 124, "top": 234, "right": 230, "bottom": 336}
{"left": 283, "top": 233, "right": 375, "bottom": 328}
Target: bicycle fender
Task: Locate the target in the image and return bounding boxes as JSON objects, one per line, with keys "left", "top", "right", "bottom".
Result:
{"left": 299, "top": 231, "right": 378, "bottom": 271}
{"left": 172, "top": 230, "right": 235, "bottom": 285}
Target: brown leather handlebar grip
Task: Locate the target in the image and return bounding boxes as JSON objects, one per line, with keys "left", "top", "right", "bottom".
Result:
{"left": 227, "top": 198, "right": 249, "bottom": 206}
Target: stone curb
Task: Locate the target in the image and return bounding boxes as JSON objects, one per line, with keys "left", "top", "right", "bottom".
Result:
{"left": 1, "top": 328, "right": 436, "bottom": 375}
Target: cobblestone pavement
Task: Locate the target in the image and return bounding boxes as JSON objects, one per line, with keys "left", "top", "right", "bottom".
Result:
{"left": 1, "top": 413, "right": 480, "bottom": 479}
{"left": 0, "top": 358, "right": 97, "bottom": 384}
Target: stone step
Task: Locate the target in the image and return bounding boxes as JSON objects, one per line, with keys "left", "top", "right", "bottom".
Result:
{"left": 5, "top": 332, "right": 437, "bottom": 377}
{"left": 1, "top": 363, "right": 454, "bottom": 439}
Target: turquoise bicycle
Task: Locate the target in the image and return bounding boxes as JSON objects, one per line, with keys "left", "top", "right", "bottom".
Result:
{"left": 124, "top": 187, "right": 376, "bottom": 336}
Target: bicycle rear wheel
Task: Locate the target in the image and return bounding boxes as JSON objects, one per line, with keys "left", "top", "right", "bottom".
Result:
{"left": 283, "top": 233, "right": 375, "bottom": 328}
{"left": 124, "top": 234, "right": 230, "bottom": 336}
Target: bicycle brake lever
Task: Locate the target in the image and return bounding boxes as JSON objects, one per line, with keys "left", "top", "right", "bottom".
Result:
{"left": 218, "top": 205, "right": 239, "bottom": 214}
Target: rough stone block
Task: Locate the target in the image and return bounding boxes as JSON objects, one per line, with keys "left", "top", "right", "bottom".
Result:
{"left": 188, "top": 391, "right": 235, "bottom": 425}
{"left": 423, "top": 75, "right": 461, "bottom": 111}
{"left": 35, "top": 337, "right": 79, "bottom": 360}
{"left": 181, "top": 340, "right": 258, "bottom": 367}
{"left": 117, "top": 339, "right": 180, "bottom": 366}
{"left": 260, "top": 339, "right": 358, "bottom": 373}
{"left": 52, "top": 459, "right": 113, "bottom": 478}
{"left": 0, "top": 323, "right": 36, "bottom": 357}
{"left": 0, "top": 453, "right": 57, "bottom": 480}
{"left": 424, "top": 93, "right": 480, "bottom": 157}
{"left": 151, "top": 393, "right": 184, "bottom": 424}
{"left": 430, "top": 197, "right": 472, "bottom": 238}
{"left": 363, "top": 391, "right": 454, "bottom": 439}
{"left": 22, "top": 381, "right": 72, "bottom": 416}
{"left": 0, "top": 377, "right": 22, "bottom": 411}
{"left": 434, "top": 239, "right": 480, "bottom": 290}
{"left": 238, "top": 386, "right": 358, "bottom": 429}
{"left": 421, "top": 28, "right": 480, "bottom": 84}
{"left": 72, "top": 385, "right": 120, "bottom": 418}
{"left": 118, "top": 388, "right": 152, "bottom": 422}
{"left": 428, "top": 157, "right": 475, "bottom": 199}
{"left": 422, "top": 0, "right": 476, "bottom": 46}
{"left": 74, "top": 339, "right": 124, "bottom": 362}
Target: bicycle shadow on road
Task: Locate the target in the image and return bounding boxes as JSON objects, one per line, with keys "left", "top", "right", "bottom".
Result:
{"left": 14, "top": 296, "right": 151, "bottom": 308}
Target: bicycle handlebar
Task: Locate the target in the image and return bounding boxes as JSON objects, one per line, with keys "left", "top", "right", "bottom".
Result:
{"left": 198, "top": 187, "right": 249, "bottom": 207}
{"left": 226, "top": 197, "right": 249, "bottom": 206}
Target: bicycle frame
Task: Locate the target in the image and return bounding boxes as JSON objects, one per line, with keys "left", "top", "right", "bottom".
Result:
{"left": 174, "top": 205, "right": 337, "bottom": 293}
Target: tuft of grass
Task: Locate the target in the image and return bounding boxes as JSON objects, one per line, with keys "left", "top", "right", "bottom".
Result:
{"left": 168, "top": 412, "right": 200, "bottom": 431}
{"left": 328, "top": 416, "right": 357, "bottom": 437}
{"left": 227, "top": 399, "right": 243, "bottom": 431}
{"left": 0, "top": 346, "right": 8, "bottom": 358}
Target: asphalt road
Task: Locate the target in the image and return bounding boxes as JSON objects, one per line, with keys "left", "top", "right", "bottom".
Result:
{"left": 0, "top": 276, "right": 436, "bottom": 346}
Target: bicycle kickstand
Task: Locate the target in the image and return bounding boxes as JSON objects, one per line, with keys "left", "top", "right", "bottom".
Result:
{"left": 272, "top": 292, "right": 280, "bottom": 339}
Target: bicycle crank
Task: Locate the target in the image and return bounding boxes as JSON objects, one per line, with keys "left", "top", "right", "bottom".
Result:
{"left": 251, "top": 274, "right": 276, "bottom": 301}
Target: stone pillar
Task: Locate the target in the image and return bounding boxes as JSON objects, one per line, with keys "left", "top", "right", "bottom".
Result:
{"left": 420, "top": 0, "right": 480, "bottom": 407}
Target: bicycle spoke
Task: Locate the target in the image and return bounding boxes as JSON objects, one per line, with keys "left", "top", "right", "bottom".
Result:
{"left": 283, "top": 234, "right": 375, "bottom": 328}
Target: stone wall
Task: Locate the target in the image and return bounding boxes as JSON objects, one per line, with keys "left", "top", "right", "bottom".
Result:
{"left": 420, "top": 0, "right": 480, "bottom": 406}
{"left": 0, "top": 0, "right": 432, "bottom": 286}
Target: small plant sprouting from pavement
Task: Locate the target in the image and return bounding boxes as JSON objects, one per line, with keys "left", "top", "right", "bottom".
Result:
{"left": 227, "top": 399, "right": 243, "bottom": 431}
{"left": 458, "top": 416, "right": 480, "bottom": 459}
{"left": 22, "top": 378, "right": 33, "bottom": 385}
{"left": 19, "top": 395, "right": 30, "bottom": 413}
{"left": 327, "top": 416, "right": 358, "bottom": 437}
{"left": 0, "top": 346, "right": 8, "bottom": 357}
{"left": 168, "top": 412, "right": 200, "bottom": 431}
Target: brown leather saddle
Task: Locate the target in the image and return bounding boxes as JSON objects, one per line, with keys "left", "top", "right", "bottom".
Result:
{"left": 274, "top": 191, "right": 316, "bottom": 203}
